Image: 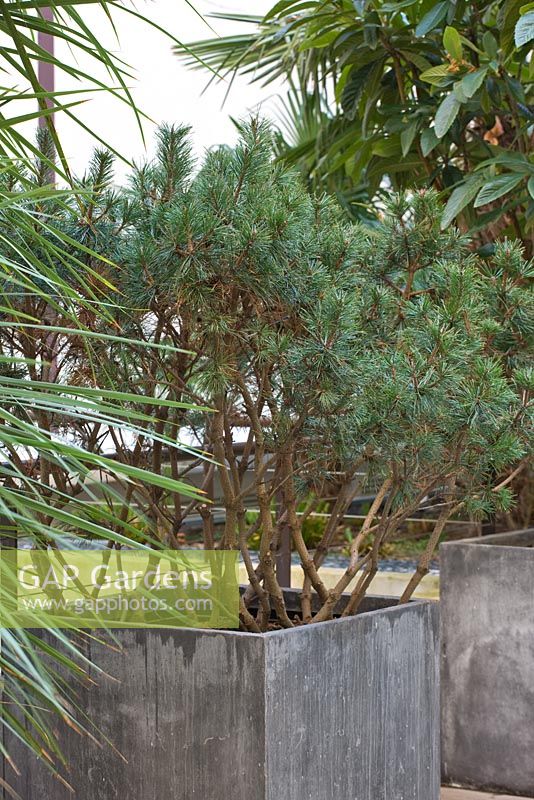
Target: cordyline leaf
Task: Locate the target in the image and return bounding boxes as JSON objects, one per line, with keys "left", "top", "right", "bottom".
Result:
{"left": 0, "top": 322, "right": 194, "bottom": 355}
{"left": 0, "top": 376, "right": 208, "bottom": 410}
{"left": 474, "top": 174, "right": 524, "bottom": 207}
{"left": 0, "top": 776, "right": 23, "bottom": 800}
{"left": 1, "top": 421, "right": 204, "bottom": 500}
{"left": 3, "top": 494, "right": 163, "bottom": 550}
{"left": 434, "top": 93, "right": 461, "bottom": 138}
{"left": 0, "top": 98, "right": 86, "bottom": 130}
{"left": 1, "top": 475, "right": 164, "bottom": 545}
{"left": 0, "top": 1, "right": 213, "bottom": 789}
{"left": 0, "top": 0, "right": 212, "bottom": 171}
{"left": 0, "top": 391, "right": 194, "bottom": 454}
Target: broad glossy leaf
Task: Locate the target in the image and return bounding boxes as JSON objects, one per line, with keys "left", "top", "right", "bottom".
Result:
{"left": 335, "top": 63, "right": 353, "bottom": 104}
{"left": 461, "top": 68, "right": 488, "bottom": 97}
{"left": 301, "top": 27, "right": 339, "bottom": 49}
{"left": 474, "top": 174, "right": 524, "bottom": 207}
{"left": 434, "top": 93, "right": 461, "bottom": 138}
{"left": 500, "top": 0, "right": 524, "bottom": 53}
{"left": 453, "top": 81, "right": 468, "bottom": 103}
{"left": 528, "top": 175, "right": 534, "bottom": 199}
{"left": 401, "top": 120, "right": 418, "bottom": 156}
{"left": 480, "top": 86, "right": 492, "bottom": 113}
{"left": 441, "top": 177, "right": 485, "bottom": 228}
{"left": 419, "top": 64, "right": 452, "bottom": 84}
{"left": 381, "top": 0, "right": 417, "bottom": 8}
{"left": 482, "top": 30, "right": 499, "bottom": 58}
{"left": 415, "top": 2, "right": 448, "bottom": 37}
{"left": 459, "top": 34, "right": 483, "bottom": 54}
{"left": 177, "top": 0, "right": 534, "bottom": 243}
{"left": 264, "top": 1, "right": 313, "bottom": 21}
{"left": 443, "top": 26, "right": 463, "bottom": 60}
{"left": 515, "top": 10, "right": 534, "bottom": 46}
{"left": 372, "top": 137, "right": 401, "bottom": 157}
{"left": 363, "top": 13, "right": 380, "bottom": 49}
{"left": 476, "top": 150, "right": 534, "bottom": 172}
{"left": 399, "top": 50, "right": 432, "bottom": 72}
{"left": 420, "top": 127, "right": 439, "bottom": 156}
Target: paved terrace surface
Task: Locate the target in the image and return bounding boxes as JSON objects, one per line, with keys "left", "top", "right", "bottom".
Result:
{"left": 442, "top": 789, "right": 533, "bottom": 799}
{"left": 238, "top": 563, "right": 440, "bottom": 599}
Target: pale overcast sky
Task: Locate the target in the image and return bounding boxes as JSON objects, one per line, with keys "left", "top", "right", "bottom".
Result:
{"left": 52, "top": 0, "right": 281, "bottom": 180}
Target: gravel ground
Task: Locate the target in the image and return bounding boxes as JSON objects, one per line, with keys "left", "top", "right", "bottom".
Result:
{"left": 247, "top": 551, "right": 440, "bottom": 574}
{"left": 17, "top": 537, "right": 439, "bottom": 573}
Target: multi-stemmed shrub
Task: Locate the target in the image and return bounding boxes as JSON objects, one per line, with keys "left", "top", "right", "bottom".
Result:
{"left": 5, "top": 120, "right": 531, "bottom": 630}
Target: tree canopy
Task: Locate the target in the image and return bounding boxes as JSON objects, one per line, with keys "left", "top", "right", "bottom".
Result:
{"left": 24, "top": 119, "right": 529, "bottom": 626}
{"left": 176, "top": 1, "right": 534, "bottom": 253}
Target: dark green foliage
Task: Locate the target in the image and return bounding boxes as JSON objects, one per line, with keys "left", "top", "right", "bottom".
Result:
{"left": 176, "top": 1, "right": 534, "bottom": 252}
{"left": 109, "top": 121, "right": 530, "bottom": 624}
{"left": 5, "top": 120, "right": 531, "bottom": 626}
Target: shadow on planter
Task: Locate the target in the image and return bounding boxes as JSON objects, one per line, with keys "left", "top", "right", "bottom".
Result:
{"left": 441, "top": 528, "right": 534, "bottom": 796}
{"left": 3, "top": 591, "right": 439, "bottom": 800}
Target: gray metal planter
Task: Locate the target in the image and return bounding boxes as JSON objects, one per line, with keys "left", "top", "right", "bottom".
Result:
{"left": 4, "top": 594, "right": 439, "bottom": 800}
{"left": 441, "top": 529, "right": 534, "bottom": 795}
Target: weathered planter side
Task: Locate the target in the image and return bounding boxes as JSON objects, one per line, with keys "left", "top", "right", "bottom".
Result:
{"left": 264, "top": 601, "right": 440, "bottom": 800}
{"left": 4, "top": 628, "right": 267, "bottom": 800}
{"left": 3, "top": 597, "right": 439, "bottom": 800}
{"left": 441, "top": 531, "right": 534, "bottom": 795}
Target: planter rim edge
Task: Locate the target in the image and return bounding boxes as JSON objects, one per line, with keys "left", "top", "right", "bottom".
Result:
{"left": 440, "top": 527, "right": 534, "bottom": 551}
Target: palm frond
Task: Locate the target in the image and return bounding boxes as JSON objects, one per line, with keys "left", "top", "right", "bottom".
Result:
{"left": 0, "top": 0, "right": 210, "bottom": 778}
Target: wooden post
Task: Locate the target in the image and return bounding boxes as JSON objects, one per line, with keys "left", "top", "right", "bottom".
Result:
{"left": 38, "top": 6, "right": 55, "bottom": 125}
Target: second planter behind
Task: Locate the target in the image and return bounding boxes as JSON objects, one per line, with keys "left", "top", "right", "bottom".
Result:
{"left": 441, "top": 529, "right": 534, "bottom": 795}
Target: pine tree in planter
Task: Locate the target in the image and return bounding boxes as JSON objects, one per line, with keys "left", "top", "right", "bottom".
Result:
{"left": 103, "top": 122, "right": 529, "bottom": 625}
{"left": 476, "top": 240, "right": 534, "bottom": 528}
{"left": 9, "top": 121, "right": 531, "bottom": 800}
